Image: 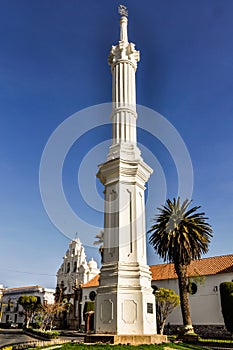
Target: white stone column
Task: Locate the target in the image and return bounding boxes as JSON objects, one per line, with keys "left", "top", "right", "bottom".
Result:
{"left": 107, "top": 16, "right": 141, "bottom": 162}
{"left": 95, "top": 12, "right": 157, "bottom": 336}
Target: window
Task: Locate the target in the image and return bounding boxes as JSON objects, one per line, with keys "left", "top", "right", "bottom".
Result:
{"left": 14, "top": 303, "right": 19, "bottom": 312}
{"left": 6, "top": 299, "right": 11, "bottom": 311}
{"left": 187, "top": 282, "right": 198, "bottom": 295}
{"left": 89, "top": 291, "right": 96, "bottom": 301}
{"left": 67, "top": 262, "right": 70, "bottom": 273}
{"left": 73, "top": 261, "right": 77, "bottom": 272}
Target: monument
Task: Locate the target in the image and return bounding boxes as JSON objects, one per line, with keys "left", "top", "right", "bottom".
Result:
{"left": 89, "top": 6, "right": 166, "bottom": 344}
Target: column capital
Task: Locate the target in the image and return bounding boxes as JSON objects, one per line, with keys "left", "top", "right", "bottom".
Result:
{"left": 108, "top": 16, "right": 140, "bottom": 70}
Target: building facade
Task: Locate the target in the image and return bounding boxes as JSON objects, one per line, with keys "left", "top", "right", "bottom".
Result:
{"left": 150, "top": 254, "right": 233, "bottom": 337}
{"left": 0, "top": 285, "right": 54, "bottom": 327}
{"left": 82, "top": 254, "right": 233, "bottom": 337}
{"left": 56, "top": 238, "right": 99, "bottom": 329}
{"left": 0, "top": 284, "right": 5, "bottom": 322}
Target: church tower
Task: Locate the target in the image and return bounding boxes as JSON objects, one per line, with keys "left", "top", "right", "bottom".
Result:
{"left": 95, "top": 6, "right": 157, "bottom": 335}
{"left": 56, "top": 238, "right": 99, "bottom": 329}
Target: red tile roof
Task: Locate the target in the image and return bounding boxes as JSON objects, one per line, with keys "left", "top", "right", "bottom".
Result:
{"left": 5, "top": 285, "right": 42, "bottom": 292}
{"left": 150, "top": 254, "right": 233, "bottom": 281}
{"left": 81, "top": 255, "right": 233, "bottom": 288}
{"left": 82, "top": 275, "right": 99, "bottom": 288}
{"left": 4, "top": 285, "right": 42, "bottom": 295}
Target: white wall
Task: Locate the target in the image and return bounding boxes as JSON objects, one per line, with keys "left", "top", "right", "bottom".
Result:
{"left": 152, "top": 272, "right": 233, "bottom": 325}
{"left": 1, "top": 287, "right": 55, "bottom": 324}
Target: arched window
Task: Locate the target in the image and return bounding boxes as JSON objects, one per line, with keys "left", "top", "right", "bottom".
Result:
{"left": 89, "top": 291, "right": 96, "bottom": 301}
{"left": 187, "top": 282, "right": 198, "bottom": 295}
{"left": 73, "top": 261, "right": 77, "bottom": 272}
{"left": 67, "top": 262, "right": 70, "bottom": 273}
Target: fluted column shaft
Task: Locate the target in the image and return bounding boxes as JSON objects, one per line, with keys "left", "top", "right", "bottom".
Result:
{"left": 107, "top": 16, "right": 140, "bottom": 159}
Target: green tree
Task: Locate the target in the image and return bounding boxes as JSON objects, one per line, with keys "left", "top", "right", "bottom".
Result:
{"left": 220, "top": 282, "right": 233, "bottom": 335}
{"left": 148, "top": 198, "right": 212, "bottom": 333}
{"left": 18, "top": 295, "right": 41, "bottom": 328}
{"left": 93, "top": 229, "right": 104, "bottom": 263}
{"left": 36, "top": 301, "right": 71, "bottom": 331}
{"left": 155, "top": 288, "right": 180, "bottom": 335}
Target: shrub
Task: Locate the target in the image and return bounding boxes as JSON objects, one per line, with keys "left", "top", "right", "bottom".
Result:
{"left": 85, "top": 301, "right": 95, "bottom": 312}
{"left": 25, "top": 327, "right": 59, "bottom": 339}
{"left": 220, "top": 282, "right": 233, "bottom": 334}
{"left": 83, "top": 301, "right": 95, "bottom": 319}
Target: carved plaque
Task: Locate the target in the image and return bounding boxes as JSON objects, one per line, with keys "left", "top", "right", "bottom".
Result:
{"left": 147, "top": 302, "right": 153, "bottom": 314}
{"left": 122, "top": 300, "right": 137, "bottom": 324}
{"left": 100, "top": 299, "right": 114, "bottom": 324}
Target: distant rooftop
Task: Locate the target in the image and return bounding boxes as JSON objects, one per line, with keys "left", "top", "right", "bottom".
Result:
{"left": 3, "top": 285, "right": 54, "bottom": 294}
{"left": 5, "top": 285, "right": 42, "bottom": 291}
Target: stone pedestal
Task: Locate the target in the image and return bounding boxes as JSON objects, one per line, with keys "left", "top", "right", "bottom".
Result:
{"left": 85, "top": 334, "right": 167, "bottom": 345}
{"left": 95, "top": 263, "right": 156, "bottom": 335}
{"left": 95, "top": 158, "right": 156, "bottom": 335}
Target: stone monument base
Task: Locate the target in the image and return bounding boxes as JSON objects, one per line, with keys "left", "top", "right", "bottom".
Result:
{"left": 85, "top": 334, "right": 167, "bottom": 345}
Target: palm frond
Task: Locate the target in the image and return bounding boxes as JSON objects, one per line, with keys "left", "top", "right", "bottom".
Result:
{"left": 148, "top": 197, "right": 212, "bottom": 266}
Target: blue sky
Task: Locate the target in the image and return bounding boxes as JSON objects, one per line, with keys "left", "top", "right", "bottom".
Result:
{"left": 1, "top": 0, "right": 233, "bottom": 288}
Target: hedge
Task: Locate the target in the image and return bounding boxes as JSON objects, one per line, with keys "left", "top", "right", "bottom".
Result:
{"left": 220, "top": 282, "right": 233, "bottom": 333}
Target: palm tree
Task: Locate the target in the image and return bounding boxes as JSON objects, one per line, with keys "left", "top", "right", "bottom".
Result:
{"left": 93, "top": 229, "right": 104, "bottom": 263}
{"left": 148, "top": 198, "right": 212, "bottom": 333}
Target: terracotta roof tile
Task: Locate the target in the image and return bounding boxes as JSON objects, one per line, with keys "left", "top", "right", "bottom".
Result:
{"left": 82, "top": 275, "right": 99, "bottom": 288}
{"left": 4, "top": 285, "right": 42, "bottom": 292}
{"left": 79, "top": 255, "right": 233, "bottom": 288}
{"left": 4, "top": 285, "right": 42, "bottom": 294}
{"left": 150, "top": 254, "right": 233, "bottom": 281}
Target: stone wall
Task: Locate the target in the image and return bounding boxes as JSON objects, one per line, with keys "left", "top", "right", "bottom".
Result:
{"left": 193, "top": 325, "right": 231, "bottom": 339}
{"left": 164, "top": 324, "right": 231, "bottom": 339}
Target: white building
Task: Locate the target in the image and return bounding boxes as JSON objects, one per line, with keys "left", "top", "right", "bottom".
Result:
{"left": 150, "top": 254, "right": 233, "bottom": 337}
{"left": 82, "top": 254, "right": 233, "bottom": 337}
{"left": 57, "top": 238, "right": 99, "bottom": 295}
{"left": 0, "top": 284, "right": 4, "bottom": 300}
{"left": 0, "top": 284, "right": 5, "bottom": 322}
{"left": 0, "top": 285, "right": 54, "bottom": 327}
{"left": 56, "top": 238, "right": 99, "bottom": 329}
{"left": 81, "top": 275, "right": 99, "bottom": 328}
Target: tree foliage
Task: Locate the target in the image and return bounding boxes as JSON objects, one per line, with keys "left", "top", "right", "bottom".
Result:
{"left": 93, "top": 229, "right": 104, "bottom": 262}
{"left": 36, "top": 302, "right": 71, "bottom": 331}
{"left": 93, "top": 229, "right": 104, "bottom": 247}
{"left": 155, "top": 288, "right": 180, "bottom": 334}
{"left": 83, "top": 301, "right": 94, "bottom": 319}
{"left": 18, "top": 295, "right": 41, "bottom": 328}
{"left": 220, "top": 282, "right": 233, "bottom": 334}
{"left": 148, "top": 197, "right": 212, "bottom": 332}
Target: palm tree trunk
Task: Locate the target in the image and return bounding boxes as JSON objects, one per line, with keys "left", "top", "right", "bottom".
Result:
{"left": 175, "top": 264, "right": 193, "bottom": 332}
